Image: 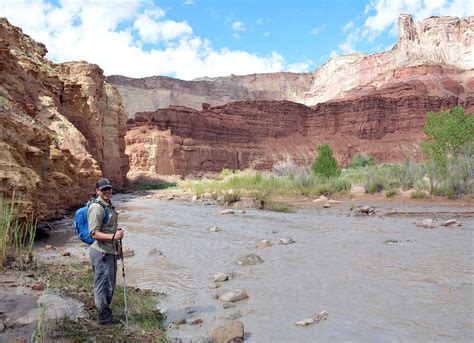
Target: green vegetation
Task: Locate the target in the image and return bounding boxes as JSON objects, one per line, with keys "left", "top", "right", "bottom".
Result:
{"left": 411, "top": 190, "right": 428, "bottom": 199}
{"left": 0, "top": 192, "right": 37, "bottom": 269}
{"left": 422, "top": 107, "right": 473, "bottom": 198}
{"left": 385, "top": 188, "right": 399, "bottom": 198}
{"left": 349, "top": 153, "right": 375, "bottom": 168}
{"left": 38, "top": 263, "right": 166, "bottom": 342}
{"left": 131, "top": 180, "right": 177, "bottom": 191}
{"left": 312, "top": 144, "right": 340, "bottom": 177}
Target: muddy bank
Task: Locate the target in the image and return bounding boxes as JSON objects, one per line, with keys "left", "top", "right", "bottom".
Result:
{"left": 37, "top": 192, "right": 473, "bottom": 342}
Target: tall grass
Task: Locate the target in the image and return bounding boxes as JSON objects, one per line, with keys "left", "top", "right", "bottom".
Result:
{"left": 0, "top": 191, "right": 37, "bottom": 269}
{"left": 178, "top": 156, "right": 473, "bottom": 203}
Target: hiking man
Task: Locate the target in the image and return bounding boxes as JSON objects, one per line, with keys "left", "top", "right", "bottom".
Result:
{"left": 88, "top": 177, "right": 124, "bottom": 325}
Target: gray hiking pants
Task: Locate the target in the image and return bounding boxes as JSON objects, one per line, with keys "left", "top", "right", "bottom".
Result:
{"left": 90, "top": 248, "right": 117, "bottom": 324}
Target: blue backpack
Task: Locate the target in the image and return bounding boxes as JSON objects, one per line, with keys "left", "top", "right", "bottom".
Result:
{"left": 74, "top": 200, "right": 109, "bottom": 244}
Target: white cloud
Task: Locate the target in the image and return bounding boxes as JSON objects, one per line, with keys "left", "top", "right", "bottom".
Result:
{"left": 0, "top": 0, "right": 306, "bottom": 80}
{"left": 342, "top": 21, "right": 353, "bottom": 32}
{"left": 256, "top": 18, "right": 264, "bottom": 25}
{"left": 287, "top": 60, "right": 313, "bottom": 73}
{"left": 338, "top": 0, "right": 474, "bottom": 55}
{"left": 311, "top": 25, "right": 325, "bottom": 35}
{"left": 263, "top": 32, "right": 270, "bottom": 37}
{"left": 232, "top": 33, "right": 240, "bottom": 40}
{"left": 232, "top": 21, "right": 246, "bottom": 32}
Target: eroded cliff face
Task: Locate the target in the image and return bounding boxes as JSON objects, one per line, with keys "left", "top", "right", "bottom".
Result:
{"left": 125, "top": 64, "right": 473, "bottom": 177}
{"left": 109, "top": 15, "right": 473, "bottom": 117}
{"left": 0, "top": 18, "right": 128, "bottom": 220}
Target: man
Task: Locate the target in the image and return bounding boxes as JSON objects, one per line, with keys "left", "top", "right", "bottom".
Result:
{"left": 88, "top": 177, "right": 124, "bottom": 325}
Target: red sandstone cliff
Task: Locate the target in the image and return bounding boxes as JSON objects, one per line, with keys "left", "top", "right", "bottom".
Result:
{"left": 125, "top": 66, "right": 473, "bottom": 177}
{"left": 0, "top": 18, "right": 128, "bottom": 220}
{"left": 108, "top": 15, "right": 473, "bottom": 118}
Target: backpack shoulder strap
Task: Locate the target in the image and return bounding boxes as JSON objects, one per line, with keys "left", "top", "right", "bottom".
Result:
{"left": 89, "top": 199, "right": 110, "bottom": 225}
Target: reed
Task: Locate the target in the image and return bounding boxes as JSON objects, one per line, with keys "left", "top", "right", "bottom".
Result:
{"left": 0, "top": 191, "right": 37, "bottom": 269}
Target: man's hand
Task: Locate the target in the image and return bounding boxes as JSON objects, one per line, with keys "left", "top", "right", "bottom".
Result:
{"left": 115, "top": 228, "right": 124, "bottom": 240}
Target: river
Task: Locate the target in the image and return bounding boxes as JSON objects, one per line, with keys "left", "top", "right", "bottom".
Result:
{"left": 43, "top": 193, "right": 474, "bottom": 342}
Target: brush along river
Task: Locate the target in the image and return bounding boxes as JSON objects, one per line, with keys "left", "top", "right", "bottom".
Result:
{"left": 42, "top": 192, "right": 473, "bottom": 342}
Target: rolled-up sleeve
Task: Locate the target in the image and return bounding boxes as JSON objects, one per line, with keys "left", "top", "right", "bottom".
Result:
{"left": 87, "top": 204, "right": 105, "bottom": 237}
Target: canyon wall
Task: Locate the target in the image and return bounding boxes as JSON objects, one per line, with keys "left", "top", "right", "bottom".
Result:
{"left": 0, "top": 18, "right": 128, "bottom": 220}
{"left": 125, "top": 65, "right": 473, "bottom": 177}
{"left": 109, "top": 14, "right": 474, "bottom": 118}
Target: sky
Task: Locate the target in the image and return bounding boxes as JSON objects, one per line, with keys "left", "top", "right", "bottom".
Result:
{"left": 1, "top": 0, "right": 473, "bottom": 80}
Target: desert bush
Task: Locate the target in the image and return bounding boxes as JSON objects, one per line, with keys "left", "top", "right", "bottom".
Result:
{"left": 411, "top": 190, "right": 428, "bottom": 199}
{"left": 349, "top": 153, "right": 375, "bottom": 168}
{"left": 272, "top": 158, "right": 301, "bottom": 177}
{"left": 387, "top": 161, "right": 425, "bottom": 190}
{"left": 364, "top": 168, "right": 387, "bottom": 193}
{"left": 223, "top": 189, "right": 241, "bottom": 205}
{"left": 385, "top": 188, "right": 399, "bottom": 198}
{"left": 312, "top": 144, "right": 340, "bottom": 178}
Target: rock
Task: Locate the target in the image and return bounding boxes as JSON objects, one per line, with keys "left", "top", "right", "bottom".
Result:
{"left": 121, "top": 246, "right": 135, "bottom": 257}
{"left": 148, "top": 248, "right": 163, "bottom": 256}
{"left": 219, "top": 209, "right": 235, "bottom": 215}
{"left": 211, "top": 320, "right": 244, "bottom": 343}
{"left": 357, "top": 206, "right": 375, "bottom": 215}
{"left": 45, "top": 245, "right": 55, "bottom": 250}
{"left": 235, "top": 254, "right": 264, "bottom": 266}
{"left": 192, "top": 195, "right": 198, "bottom": 201}
{"left": 214, "top": 273, "right": 229, "bottom": 282}
{"left": 416, "top": 218, "right": 437, "bottom": 229}
{"left": 294, "top": 311, "right": 329, "bottom": 327}
{"left": 279, "top": 237, "right": 295, "bottom": 245}
{"left": 61, "top": 251, "right": 71, "bottom": 257}
{"left": 31, "top": 283, "right": 45, "bottom": 291}
{"left": 208, "top": 226, "right": 223, "bottom": 232}
{"left": 256, "top": 240, "right": 272, "bottom": 249}
{"left": 219, "top": 290, "right": 249, "bottom": 303}
{"left": 222, "top": 302, "right": 235, "bottom": 309}
{"left": 191, "top": 318, "right": 203, "bottom": 325}
{"left": 312, "top": 196, "right": 328, "bottom": 203}
{"left": 442, "top": 219, "right": 462, "bottom": 227}
{"left": 172, "top": 318, "right": 187, "bottom": 325}
{"left": 323, "top": 202, "right": 331, "bottom": 208}
{"left": 327, "top": 199, "right": 341, "bottom": 204}
{"left": 38, "top": 293, "right": 85, "bottom": 322}
{"left": 0, "top": 321, "right": 5, "bottom": 333}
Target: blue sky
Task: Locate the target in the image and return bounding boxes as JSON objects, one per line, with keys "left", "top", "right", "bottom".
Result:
{"left": 1, "top": 0, "right": 473, "bottom": 79}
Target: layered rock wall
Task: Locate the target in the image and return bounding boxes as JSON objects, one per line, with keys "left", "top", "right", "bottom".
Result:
{"left": 125, "top": 67, "right": 473, "bottom": 177}
{"left": 0, "top": 18, "right": 128, "bottom": 219}
{"left": 109, "top": 15, "right": 473, "bottom": 117}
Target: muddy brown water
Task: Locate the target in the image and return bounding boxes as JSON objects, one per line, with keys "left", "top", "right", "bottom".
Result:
{"left": 41, "top": 194, "right": 474, "bottom": 342}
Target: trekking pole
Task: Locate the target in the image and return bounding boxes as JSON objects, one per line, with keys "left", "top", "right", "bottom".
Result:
{"left": 118, "top": 239, "right": 129, "bottom": 326}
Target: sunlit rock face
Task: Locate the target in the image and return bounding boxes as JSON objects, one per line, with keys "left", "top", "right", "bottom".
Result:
{"left": 0, "top": 18, "right": 128, "bottom": 220}
{"left": 109, "top": 15, "right": 473, "bottom": 117}
{"left": 123, "top": 14, "right": 473, "bottom": 178}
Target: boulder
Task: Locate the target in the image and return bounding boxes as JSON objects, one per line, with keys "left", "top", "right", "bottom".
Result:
{"left": 235, "top": 254, "right": 263, "bottom": 266}
{"left": 219, "top": 290, "right": 249, "bottom": 303}
{"left": 211, "top": 320, "right": 244, "bottom": 343}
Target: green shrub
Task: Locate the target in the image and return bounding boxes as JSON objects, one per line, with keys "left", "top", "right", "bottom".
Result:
{"left": 349, "top": 153, "right": 375, "bottom": 168}
{"left": 364, "top": 169, "right": 386, "bottom": 193}
{"left": 312, "top": 144, "right": 340, "bottom": 178}
{"left": 131, "top": 181, "right": 176, "bottom": 190}
{"left": 223, "top": 190, "right": 241, "bottom": 205}
{"left": 411, "top": 190, "right": 427, "bottom": 199}
{"left": 387, "top": 161, "right": 424, "bottom": 190}
{"left": 385, "top": 188, "right": 399, "bottom": 198}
